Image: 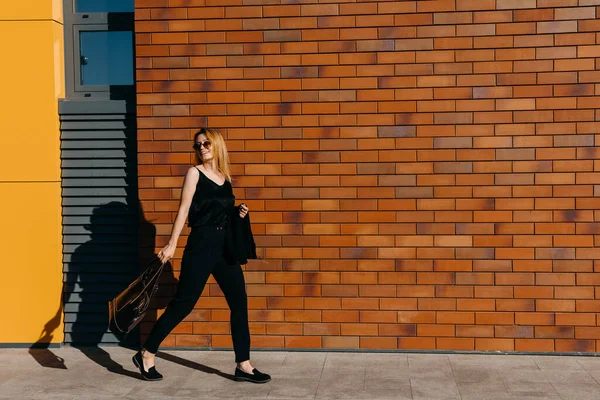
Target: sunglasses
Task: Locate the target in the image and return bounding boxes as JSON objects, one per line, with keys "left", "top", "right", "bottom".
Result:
{"left": 193, "top": 140, "right": 211, "bottom": 150}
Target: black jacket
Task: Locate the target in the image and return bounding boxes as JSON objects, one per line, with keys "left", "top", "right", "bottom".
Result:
{"left": 224, "top": 206, "right": 257, "bottom": 265}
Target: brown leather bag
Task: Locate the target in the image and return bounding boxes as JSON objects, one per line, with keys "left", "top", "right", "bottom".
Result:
{"left": 108, "top": 257, "right": 165, "bottom": 339}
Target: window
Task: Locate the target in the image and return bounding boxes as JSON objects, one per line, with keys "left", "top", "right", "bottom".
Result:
{"left": 78, "top": 30, "right": 134, "bottom": 86}
{"left": 75, "top": 0, "right": 134, "bottom": 13}
{"left": 63, "top": 0, "right": 135, "bottom": 98}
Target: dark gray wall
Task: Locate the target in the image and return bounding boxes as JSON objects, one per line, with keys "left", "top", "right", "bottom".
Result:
{"left": 59, "top": 100, "right": 141, "bottom": 346}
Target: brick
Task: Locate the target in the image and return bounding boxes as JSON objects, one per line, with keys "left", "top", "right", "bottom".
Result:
{"left": 497, "top": 300, "right": 535, "bottom": 312}
{"left": 457, "top": 299, "right": 495, "bottom": 311}
{"left": 280, "top": 17, "right": 318, "bottom": 30}
{"left": 475, "top": 312, "right": 514, "bottom": 325}
{"left": 456, "top": 0, "right": 495, "bottom": 10}
{"left": 476, "top": 338, "right": 514, "bottom": 351}
{"left": 538, "top": 21, "right": 578, "bottom": 34}
{"left": 417, "top": 324, "right": 456, "bottom": 337}
{"left": 556, "top": 313, "right": 596, "bottom": 326}
{"left": 515, "top": 312, "right": 554, "bottom": 326}
{"left": 437, "top": 338, "right": 475, "bottom": 351}
{"left": 379, "top": 324, "right": 417, "bottom": 336}
{"left": 514, "top": 9, "right": 553, "bottom": 22}
{"left": 555, "top": 287, "right": 595, "bottom": 299}
{"left": 456, "top": 325, "right": 493, "bottom": 337}
{"left": 555, "top": 59, "right": 595, "bottom": 71}
{"left": 323, "top": 336, "right": 359, "bottom": 349}
{"left": 285, "top": 336, "right": 322, "bottom": 348}
{"left": 555, "top": 7, "right": 596, "bottom": 20}
{"left": 341, "top": 323, "right": 378, "bottom": 336}
{"left": 482, "top": 326, "right": 533, "bottom": 338}
{"left": 418, "top": 25, "right": 456, "bottom": 38}
{"left": 360, "top": 337, "right": 398, "bottom": 349}
{"left": 417, "top": 0, "right": 455, "bottom": 12}
{"left": 398, "top": 337, "right": 436, "bottom": 350}
{"left": 536, "top": 326, "right": 574, "bottom": 339}
{"left": 555, "top": 340, "right": 595, "bottom": 352}
{"left": 515, "top": 339, "right": 554, "bottom": 352}
{"left": 495, "top": 0, "right": 536, "bottom": 8}
{"left": 263, "top": 5, "right": 300, "bottom": 17}
{"left": 537, "top": 300, "right": 576, "bottom": 312}
{"left": 301, "top": 4, "right": 338, "bottom": 17}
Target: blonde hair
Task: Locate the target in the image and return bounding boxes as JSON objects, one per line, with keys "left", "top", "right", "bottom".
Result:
{"left": 193, "top": 128, "right": 231, "bottom": 182}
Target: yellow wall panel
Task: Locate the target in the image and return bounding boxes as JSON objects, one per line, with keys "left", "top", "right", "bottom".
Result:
{"left": 0, "top": 21, "right": 64, "bottom": 182}
{"left": 0, "top": 2, "right": 64, "bottom": 344}
{"left": 0, "top": 183, "right": 63, "bottom": 343}
{"left": 53, "top": 0, "right": 64, "bottom": 23}
{"left": 0, "top": 0, "right": 63, "bottom": 22}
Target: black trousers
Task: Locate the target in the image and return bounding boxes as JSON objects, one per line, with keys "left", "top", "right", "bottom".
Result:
{"left": 143, "top": 225, "right": 251, "bottom": 362}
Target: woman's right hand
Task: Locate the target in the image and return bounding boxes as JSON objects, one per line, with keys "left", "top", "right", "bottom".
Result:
{"left": 158, "top": 243, "right": 176, "bottom": 264}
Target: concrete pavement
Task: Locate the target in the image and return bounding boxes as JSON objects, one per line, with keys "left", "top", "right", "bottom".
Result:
{"left": 2, "top": 347, "right": 600, "bottom": 399}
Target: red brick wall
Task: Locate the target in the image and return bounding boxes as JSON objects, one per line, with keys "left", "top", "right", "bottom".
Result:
{"left": 135, "top": 0, "right": 600, "bottom": 352}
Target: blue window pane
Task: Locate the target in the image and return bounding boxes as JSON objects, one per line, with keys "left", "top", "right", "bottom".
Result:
{"left": 76, "top": 0, "right": 134, "bottom": 13}
{"left": 80, "top": 31, "right": 133, "bottom": 86}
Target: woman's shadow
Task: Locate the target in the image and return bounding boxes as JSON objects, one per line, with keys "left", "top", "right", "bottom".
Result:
{"left": 31, "top": 200, "right": 234, "bottom": 381}
{"left": 155, "top": 351, "right": 234, "bottom": 381}
{"left": 28, "top": 294, "right": 67, "bottom": 369}
{"left": 30, "top": 202, "right": 176, "bottom": 378}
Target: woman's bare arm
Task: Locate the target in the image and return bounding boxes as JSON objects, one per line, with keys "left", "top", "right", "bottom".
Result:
{"left": 158, "top": 167, "right": 199, "bottom": 263}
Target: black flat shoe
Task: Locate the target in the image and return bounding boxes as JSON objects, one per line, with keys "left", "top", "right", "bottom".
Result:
{"left": 132, "top": 351, "right": 163, "bottom": 381}
{"left": 234, "top": 367, "right": 271, "bottom": 384}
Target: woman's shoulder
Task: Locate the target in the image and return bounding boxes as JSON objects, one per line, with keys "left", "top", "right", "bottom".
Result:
{"left": 185, "top": 165, "right": 202, "bottom": 183}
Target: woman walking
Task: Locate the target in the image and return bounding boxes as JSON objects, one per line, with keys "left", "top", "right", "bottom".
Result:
{"left": 132, "top": 128, "right": 271, "bottom": 384}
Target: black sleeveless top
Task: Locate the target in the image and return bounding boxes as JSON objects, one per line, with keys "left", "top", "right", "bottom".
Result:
{"left": 187, "top": 167, "right": 235, "bottom": 228}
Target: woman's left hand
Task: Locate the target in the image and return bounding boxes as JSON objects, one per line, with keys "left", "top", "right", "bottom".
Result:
{"left": 239, "top": 203, "right": 249, "bottom": 218}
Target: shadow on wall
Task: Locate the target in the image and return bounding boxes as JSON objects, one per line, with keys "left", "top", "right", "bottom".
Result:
{"left": 28, "top": 295, "right": 67, "bottom": 369}
{"left": 29, "top": 201, "right": 177, "bottom": 377}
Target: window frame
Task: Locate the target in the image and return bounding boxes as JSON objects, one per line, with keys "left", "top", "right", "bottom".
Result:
{"left": 63, "top": 0, "right": 135, "bottom": 99}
